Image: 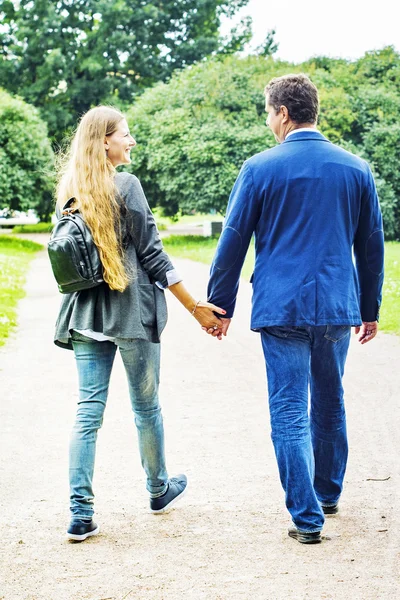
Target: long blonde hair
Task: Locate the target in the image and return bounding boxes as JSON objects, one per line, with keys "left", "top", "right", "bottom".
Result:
{"left": 56, "top": 106, "right": 130, "bottom": 292}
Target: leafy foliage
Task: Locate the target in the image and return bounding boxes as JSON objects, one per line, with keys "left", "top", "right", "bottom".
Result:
{"left": 127, "top": 47, "right": 400, "bottom": 239}
{"left": 362, "top": 124, "right": 400, "bottom": 238}
{"left": 0, "top": 89, "right": 54, "bottom": 220}
{"left": 0, "top": 0, "right": 251, "bottom": 141}
{"left": 126, "top": 56, "right": 290, "bottom": 215}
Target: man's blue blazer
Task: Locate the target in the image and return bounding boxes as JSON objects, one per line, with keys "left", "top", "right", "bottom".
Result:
{"left": 207, "top": 130, "right": 384, "bottom": 328}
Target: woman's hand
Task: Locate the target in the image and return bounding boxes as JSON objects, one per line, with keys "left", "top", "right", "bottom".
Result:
{"left": 192, "top": 301, "right": 226, "bottom": 333}
{"left": 166, "top": 282, "right": 226, "bottom": 339}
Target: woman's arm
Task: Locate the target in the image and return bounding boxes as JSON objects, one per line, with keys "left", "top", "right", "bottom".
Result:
{"left": 168, "top": 281, "right": 226, "bottom": 333}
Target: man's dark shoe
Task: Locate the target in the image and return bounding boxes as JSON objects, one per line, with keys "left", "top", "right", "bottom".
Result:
{"left": 288, "top": 527, "right": 321, "bottom": 544}
{"left": 150, "top": 474, "right": 187, "bottom": 514}
{"left": 322, "top": 503, "right": 339, "bottom": 515}
{"left": 67, "top": 519, "right": 100, "bottom": 542}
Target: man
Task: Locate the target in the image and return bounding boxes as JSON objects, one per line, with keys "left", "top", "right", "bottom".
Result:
{"left": 206, "top": 74, "right": 384, "bottom": 544}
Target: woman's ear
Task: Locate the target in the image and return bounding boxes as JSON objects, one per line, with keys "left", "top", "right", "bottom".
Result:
{"left": 104, "top": 138, "right": 109, "bottom": 151}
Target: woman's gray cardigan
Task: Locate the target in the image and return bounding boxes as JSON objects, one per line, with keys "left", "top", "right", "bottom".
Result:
{"left": 54, "top": 172, "right": 180, "bottom": 350}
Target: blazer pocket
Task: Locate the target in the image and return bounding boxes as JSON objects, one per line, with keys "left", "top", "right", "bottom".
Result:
{"left": 138, "top": 284, "right": 157, "bottom": 327}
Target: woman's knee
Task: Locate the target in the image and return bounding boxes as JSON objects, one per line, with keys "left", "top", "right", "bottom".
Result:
{"left": 74, "top": 401, "right": 106, "bottom": 432}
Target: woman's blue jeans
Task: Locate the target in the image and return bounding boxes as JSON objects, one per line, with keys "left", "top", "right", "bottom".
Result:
{"left": 261, "top": 325, "right": 351, "bottom": 532}
{"left": 70, "top": 333, "right": 168, "bottom": 519}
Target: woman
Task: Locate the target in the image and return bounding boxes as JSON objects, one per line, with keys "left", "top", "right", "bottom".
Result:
{"left": 54, "top": 106, "right": 225, "bottom": 542}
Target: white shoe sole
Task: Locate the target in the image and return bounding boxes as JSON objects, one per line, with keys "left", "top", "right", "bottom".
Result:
{"left": 67, "top": 525, "right": 100, "bottom": 541}
{"left": 150, "top": 486, "right": 188, "bottom": 514}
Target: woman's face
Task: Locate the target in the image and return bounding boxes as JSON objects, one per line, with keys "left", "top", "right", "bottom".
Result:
{"left": 105, "top": 119, "right": 136, "bottom": 167}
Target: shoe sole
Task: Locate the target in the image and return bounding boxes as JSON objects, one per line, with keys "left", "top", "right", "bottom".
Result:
{"left": 288, "top": 530, "right": 321, "bottom": 544}
{"left": 67, "top": 525, "right": 100, "bottom": 542}
{"left": 150, "top": 486, "right": 188, "bottom": 514}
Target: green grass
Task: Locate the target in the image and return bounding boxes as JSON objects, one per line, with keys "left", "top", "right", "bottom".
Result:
{"left": 11, "top": 222, "right": 53, "bottom": 234}
{"left": 0, "top": 236, "right": 43, "bottom": 346}
{"left": 162, "top": 234, "right": 227, "bottom": 266}
{"left": 153, "top": 209, "right": 224, "bottom": 231}
{"left": 379, "top": 242, "right": 400, "bottom": 334}
{"left": 162, "top": 234, "right": 256, "bottom": 280}
{"left": 163, "top": 235, "right": 399, "bottom": 335}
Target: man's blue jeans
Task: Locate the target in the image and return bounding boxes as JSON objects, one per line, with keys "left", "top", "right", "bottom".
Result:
{"left": 261, "top": 325, "right": 351, "bottom": 532}
{"left": 70, "top": 333, "right": 168, "bottom": 519}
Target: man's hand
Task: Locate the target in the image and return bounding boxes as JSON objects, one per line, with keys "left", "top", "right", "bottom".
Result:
{"left": 355, "top": 321, "right": 378, "bottom": 344}
{"left": 202, "top": 317, "right": 232, "bottom": 340}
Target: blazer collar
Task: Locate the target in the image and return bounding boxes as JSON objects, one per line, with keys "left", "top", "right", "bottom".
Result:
{"left": 282, "top": 130, "right": 330, "bottom": 144}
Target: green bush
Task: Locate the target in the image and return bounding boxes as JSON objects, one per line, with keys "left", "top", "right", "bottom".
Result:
{"left": 362, "top": 124, "right": 400, "bottom": 238}
{"left": 0, "top": 89, "right": 54, "bottom": 221}
{"left": 126, "top": 56, "right": 291, "bottom": 215}
{"left": 127, "top": 48, "right": 400, "bottom": 239}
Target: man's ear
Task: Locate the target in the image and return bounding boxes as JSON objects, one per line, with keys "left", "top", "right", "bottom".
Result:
{"left": 280, "top": 105, "right": 289, "bottom": 123}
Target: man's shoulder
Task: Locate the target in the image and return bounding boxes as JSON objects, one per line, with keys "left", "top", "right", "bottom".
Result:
{"left": 326, "top": 141, "right": 368, "bottom": 166}
{"left": 246, "top": 137, "right": 369, "bottom": 175}
{"left": 245, "top": 144, "right": 283, "bottom": 170}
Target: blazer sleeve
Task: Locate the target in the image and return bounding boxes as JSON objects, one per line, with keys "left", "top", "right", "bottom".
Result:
{"left": 121, "top": 174, "right": 182, "bottom": 288}
{"left": 353, "top": 165, "right": 384, "bottom": 322}
{"left": 207, "top": 161, "right": 259, "bottom": 317}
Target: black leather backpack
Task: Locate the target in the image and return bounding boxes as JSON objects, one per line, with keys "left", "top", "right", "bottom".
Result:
{"left": 47, "top": 198, "right": 104, "bottom": 294}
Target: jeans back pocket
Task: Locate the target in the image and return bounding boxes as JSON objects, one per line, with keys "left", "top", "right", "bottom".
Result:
{"left": 324, "top": 325, "right": 351, "bottom": 343}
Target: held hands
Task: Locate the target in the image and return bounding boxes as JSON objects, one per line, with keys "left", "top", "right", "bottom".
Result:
{"left": 191, "top": 300, "right": 227, "bottom": 341}
{"left": 191, "top": 300, "right": 230, "bottom": 341}
{"left": 202, "top": 318, "right": 231, "bottom": 340}
{"left": 355, "top": 321, "right": 378, "bottom": 344}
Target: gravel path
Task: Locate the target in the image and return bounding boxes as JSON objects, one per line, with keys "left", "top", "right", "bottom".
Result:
{"left": 0, "top": 241, "right": 399, "bottom": 600}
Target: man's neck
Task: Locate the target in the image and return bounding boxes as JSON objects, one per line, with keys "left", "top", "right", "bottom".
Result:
{"left": 284, "top": 124, "right": 317, "bottom": 141}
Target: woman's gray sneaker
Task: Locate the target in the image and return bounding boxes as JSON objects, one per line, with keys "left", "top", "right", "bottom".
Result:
{"left": 67, "top": 519, "right": 100, "bottom": 541}
{"left": 150, "top": 474, "right": 187, "bottom": 513}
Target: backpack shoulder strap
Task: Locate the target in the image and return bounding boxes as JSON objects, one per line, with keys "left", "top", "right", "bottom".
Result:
{"left": 62, "top": 197, "right": 78, "bottom": 215}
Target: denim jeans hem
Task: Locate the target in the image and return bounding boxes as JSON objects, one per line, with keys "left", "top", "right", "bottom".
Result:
{"left": 148, "top": 484, "right": 168, "bottom": 498}
{"left": 292, "top": 523, "right": 322, "bottom": 534}
{"left": 70, "top": 511, "right": 94, "bottom": 519}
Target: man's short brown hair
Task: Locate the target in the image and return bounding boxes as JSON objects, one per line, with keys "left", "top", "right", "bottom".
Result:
{"left": 264, "top": 73, "right": 319, "bottom": 124}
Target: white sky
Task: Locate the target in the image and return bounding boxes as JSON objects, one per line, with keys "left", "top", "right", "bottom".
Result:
{"left": 221, "top": 0, "right": 400, "bottom": 63}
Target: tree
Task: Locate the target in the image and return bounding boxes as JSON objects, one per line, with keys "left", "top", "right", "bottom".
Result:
{"left": 301, "top": 48, "right": 400, "bottom": 239}
{"left": 126, "top": 55, "right": 294, "bottom": 216}
{"left": 340, "top": 139, "right": 398, "bottom": 241}
{"left": 0, "top": 89, "right": 54, "bottom": 220}
{"left": 362, "top": 124, "right": 400, "bottom": 239}
{"left": 0, "top": 0, "right": 252, "bottom": 141}
{"left": 255, "top": 29, "right": 279, "bottom": 58}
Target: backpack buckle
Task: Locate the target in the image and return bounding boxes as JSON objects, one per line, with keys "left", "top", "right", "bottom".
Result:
{"left": 62, "top": 208, "right": 78, "bottom": 215}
